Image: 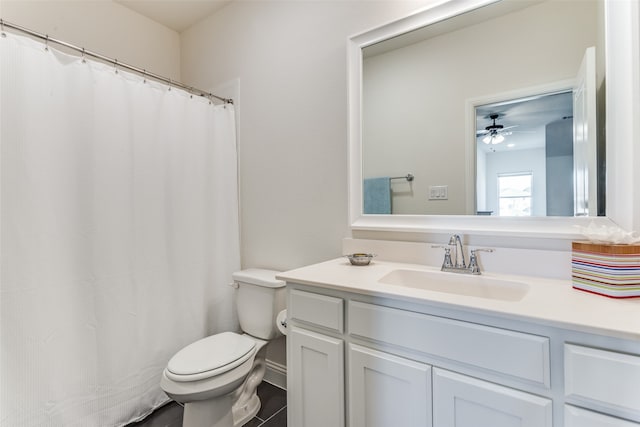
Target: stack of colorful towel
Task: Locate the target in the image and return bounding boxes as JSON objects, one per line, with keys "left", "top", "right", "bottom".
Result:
{"left": 572, "top": 241, "right": 640, "bottom": 298}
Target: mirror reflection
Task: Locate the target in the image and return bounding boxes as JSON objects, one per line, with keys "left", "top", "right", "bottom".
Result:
{"left": 362, "top": 0, "right": 604, "bottom": 217}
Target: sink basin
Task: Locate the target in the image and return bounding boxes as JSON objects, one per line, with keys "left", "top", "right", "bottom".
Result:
{"left": 378, "top": 269, "right": 529, "bottom": 302}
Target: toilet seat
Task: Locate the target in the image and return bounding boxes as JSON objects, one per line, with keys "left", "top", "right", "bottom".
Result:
{"left": 166, "top": 332, "right": 256, "bottom": 382}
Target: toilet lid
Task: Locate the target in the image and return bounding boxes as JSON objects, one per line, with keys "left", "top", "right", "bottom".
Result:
{"left": 166, "top": 332, "right": 256, "bottom": 382}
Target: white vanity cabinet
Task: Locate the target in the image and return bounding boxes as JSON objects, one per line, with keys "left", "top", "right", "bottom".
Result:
{"left": 348, "top": 344, "right": 432, "bottom": 427}
{"left": 433, "top": 368, "right": 552, "bottom": 427}
{"left": 285, "top": 284, "right": 640, "bottom": 427}
{"left": 563, "top": 344, "right": 640, "bottom": 426}
{"left": 287, "top": 289, "right": 346, "bottom": 427}
{"left": 565, "top": 405, "right": 640, "bottom": 427}
{"left": 288, "top": 326, "right": 344, "bottom": 427}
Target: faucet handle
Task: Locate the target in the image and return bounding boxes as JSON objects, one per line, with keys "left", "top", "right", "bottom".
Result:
{"left": 468, "top": 248, "right": 494, "bottom": 275}
{"left": 470, "top": 248, "right": 494, "bottom": 254}
{"left": 432, "top": 245, "right": 453, "bottom": 269}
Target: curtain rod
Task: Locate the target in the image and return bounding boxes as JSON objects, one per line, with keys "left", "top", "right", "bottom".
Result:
{"left": 0, "top": 18, "right": 233, "bottom": 105}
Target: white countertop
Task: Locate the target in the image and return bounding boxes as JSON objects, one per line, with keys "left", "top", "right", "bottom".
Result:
{"left": 277, "top": 258, "right": 640, "bottom": 341}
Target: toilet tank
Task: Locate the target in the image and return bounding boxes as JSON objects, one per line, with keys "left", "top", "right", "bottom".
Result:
{"left": 232, "top": 268, "right": 286, "bottom": 340}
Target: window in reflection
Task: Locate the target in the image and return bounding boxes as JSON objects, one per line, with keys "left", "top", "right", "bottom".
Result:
{"left": 498, "top": 173, "right": 533, "bottom": 216}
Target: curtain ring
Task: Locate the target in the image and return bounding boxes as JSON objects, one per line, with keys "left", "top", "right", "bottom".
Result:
{"left": 44, "top": 34, "right": 49, "bottom": 51}
{"left": 168, "top": 79, "right": 172, "bottom": 91}
{"left": 1, "top": 19, "right": 6, "bottom": 38}
{"left": 81, "top": 48, "right": 86, "bottom": 63}
{"left": 114, "top": 59, "right": 118, "bottom": 74}
{"left": 142, "top": 69, "right": 146, "bottom": 83}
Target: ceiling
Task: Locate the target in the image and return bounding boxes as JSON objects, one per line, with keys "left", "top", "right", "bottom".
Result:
{"left": 476, "top": 91, "right": 573, "bottom": 153}
{"left": 114, "top": 0, "right": 232, "bottom": 33}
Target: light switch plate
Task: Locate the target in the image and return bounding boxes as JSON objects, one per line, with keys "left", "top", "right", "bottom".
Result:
{"left": 429, "top": 185, "right": 448, "bottom": 200}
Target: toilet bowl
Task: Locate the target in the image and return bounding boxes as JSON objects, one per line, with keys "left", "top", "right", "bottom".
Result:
{"left": 160, "top": 269, "right": 286, "bottom": 427}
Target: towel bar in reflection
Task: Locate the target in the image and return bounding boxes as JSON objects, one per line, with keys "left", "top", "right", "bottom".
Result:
{"left": 390, "top": 174, "right": 414, "bottom": 182}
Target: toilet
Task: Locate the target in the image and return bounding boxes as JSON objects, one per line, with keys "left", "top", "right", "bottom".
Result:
{"left": 161, "top": 268, "right": 286, "bottom": 427}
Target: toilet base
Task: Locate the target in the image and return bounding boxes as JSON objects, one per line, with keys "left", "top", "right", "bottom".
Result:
{"left": 232, "top": 394, "right": 260, "bottom": 427}
{"left": 184, "top": 394, "right": 234, "bottom": 427}
{"left": 232, "top": 338, "right": 267, "bottom": 426}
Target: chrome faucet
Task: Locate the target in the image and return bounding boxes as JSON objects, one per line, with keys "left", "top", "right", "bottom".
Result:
{"left": 433, "top": 234, "right": 494, "bottom": 275}
{"left": 449, "top": 234, "right": 466, "bottom": 269}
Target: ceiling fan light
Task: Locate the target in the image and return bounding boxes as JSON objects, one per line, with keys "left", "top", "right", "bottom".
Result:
{"left": 482, "top": 135, "right": 491, "bottom": 144}
{"left": 492, "top": 134, "right": 505, "bottom": 144}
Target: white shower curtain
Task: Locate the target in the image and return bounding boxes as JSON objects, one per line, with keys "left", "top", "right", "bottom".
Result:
{"left": 0, "top": 33, "right": 240, "bottom": 426}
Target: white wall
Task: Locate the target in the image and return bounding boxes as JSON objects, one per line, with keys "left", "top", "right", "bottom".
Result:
{"left": 180, "top": 0, "right": 430, "bottom": 272}
{"left": 0, "top": 0, "right": 181, "bottom": 80}
{"left": 180, "top": 0, "right": 432, "bottom": 373}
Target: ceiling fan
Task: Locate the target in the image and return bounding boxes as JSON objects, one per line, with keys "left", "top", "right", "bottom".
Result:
{"left": 477, "top": 114, "right": 517, "bottom": 145}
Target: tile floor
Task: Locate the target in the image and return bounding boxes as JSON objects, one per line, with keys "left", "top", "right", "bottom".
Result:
{"left": 127, "top": 382, "right": 286, "bottom": 427}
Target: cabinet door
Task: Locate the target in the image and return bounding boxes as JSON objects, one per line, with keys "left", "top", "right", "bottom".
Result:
{"left": 288, "top": 326, "right": 344, "bottom": 427}
{"left": 348, "top": 344, "right": 432, "bottom": 427}
{"left": 565, "top": 405, "right": 640, "bottom": 427}
{"left": 565, "top": 344, "right": 640, "bottom": 418}
{"left": 433, "top": 368, "right": 552, "bottom": 427}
